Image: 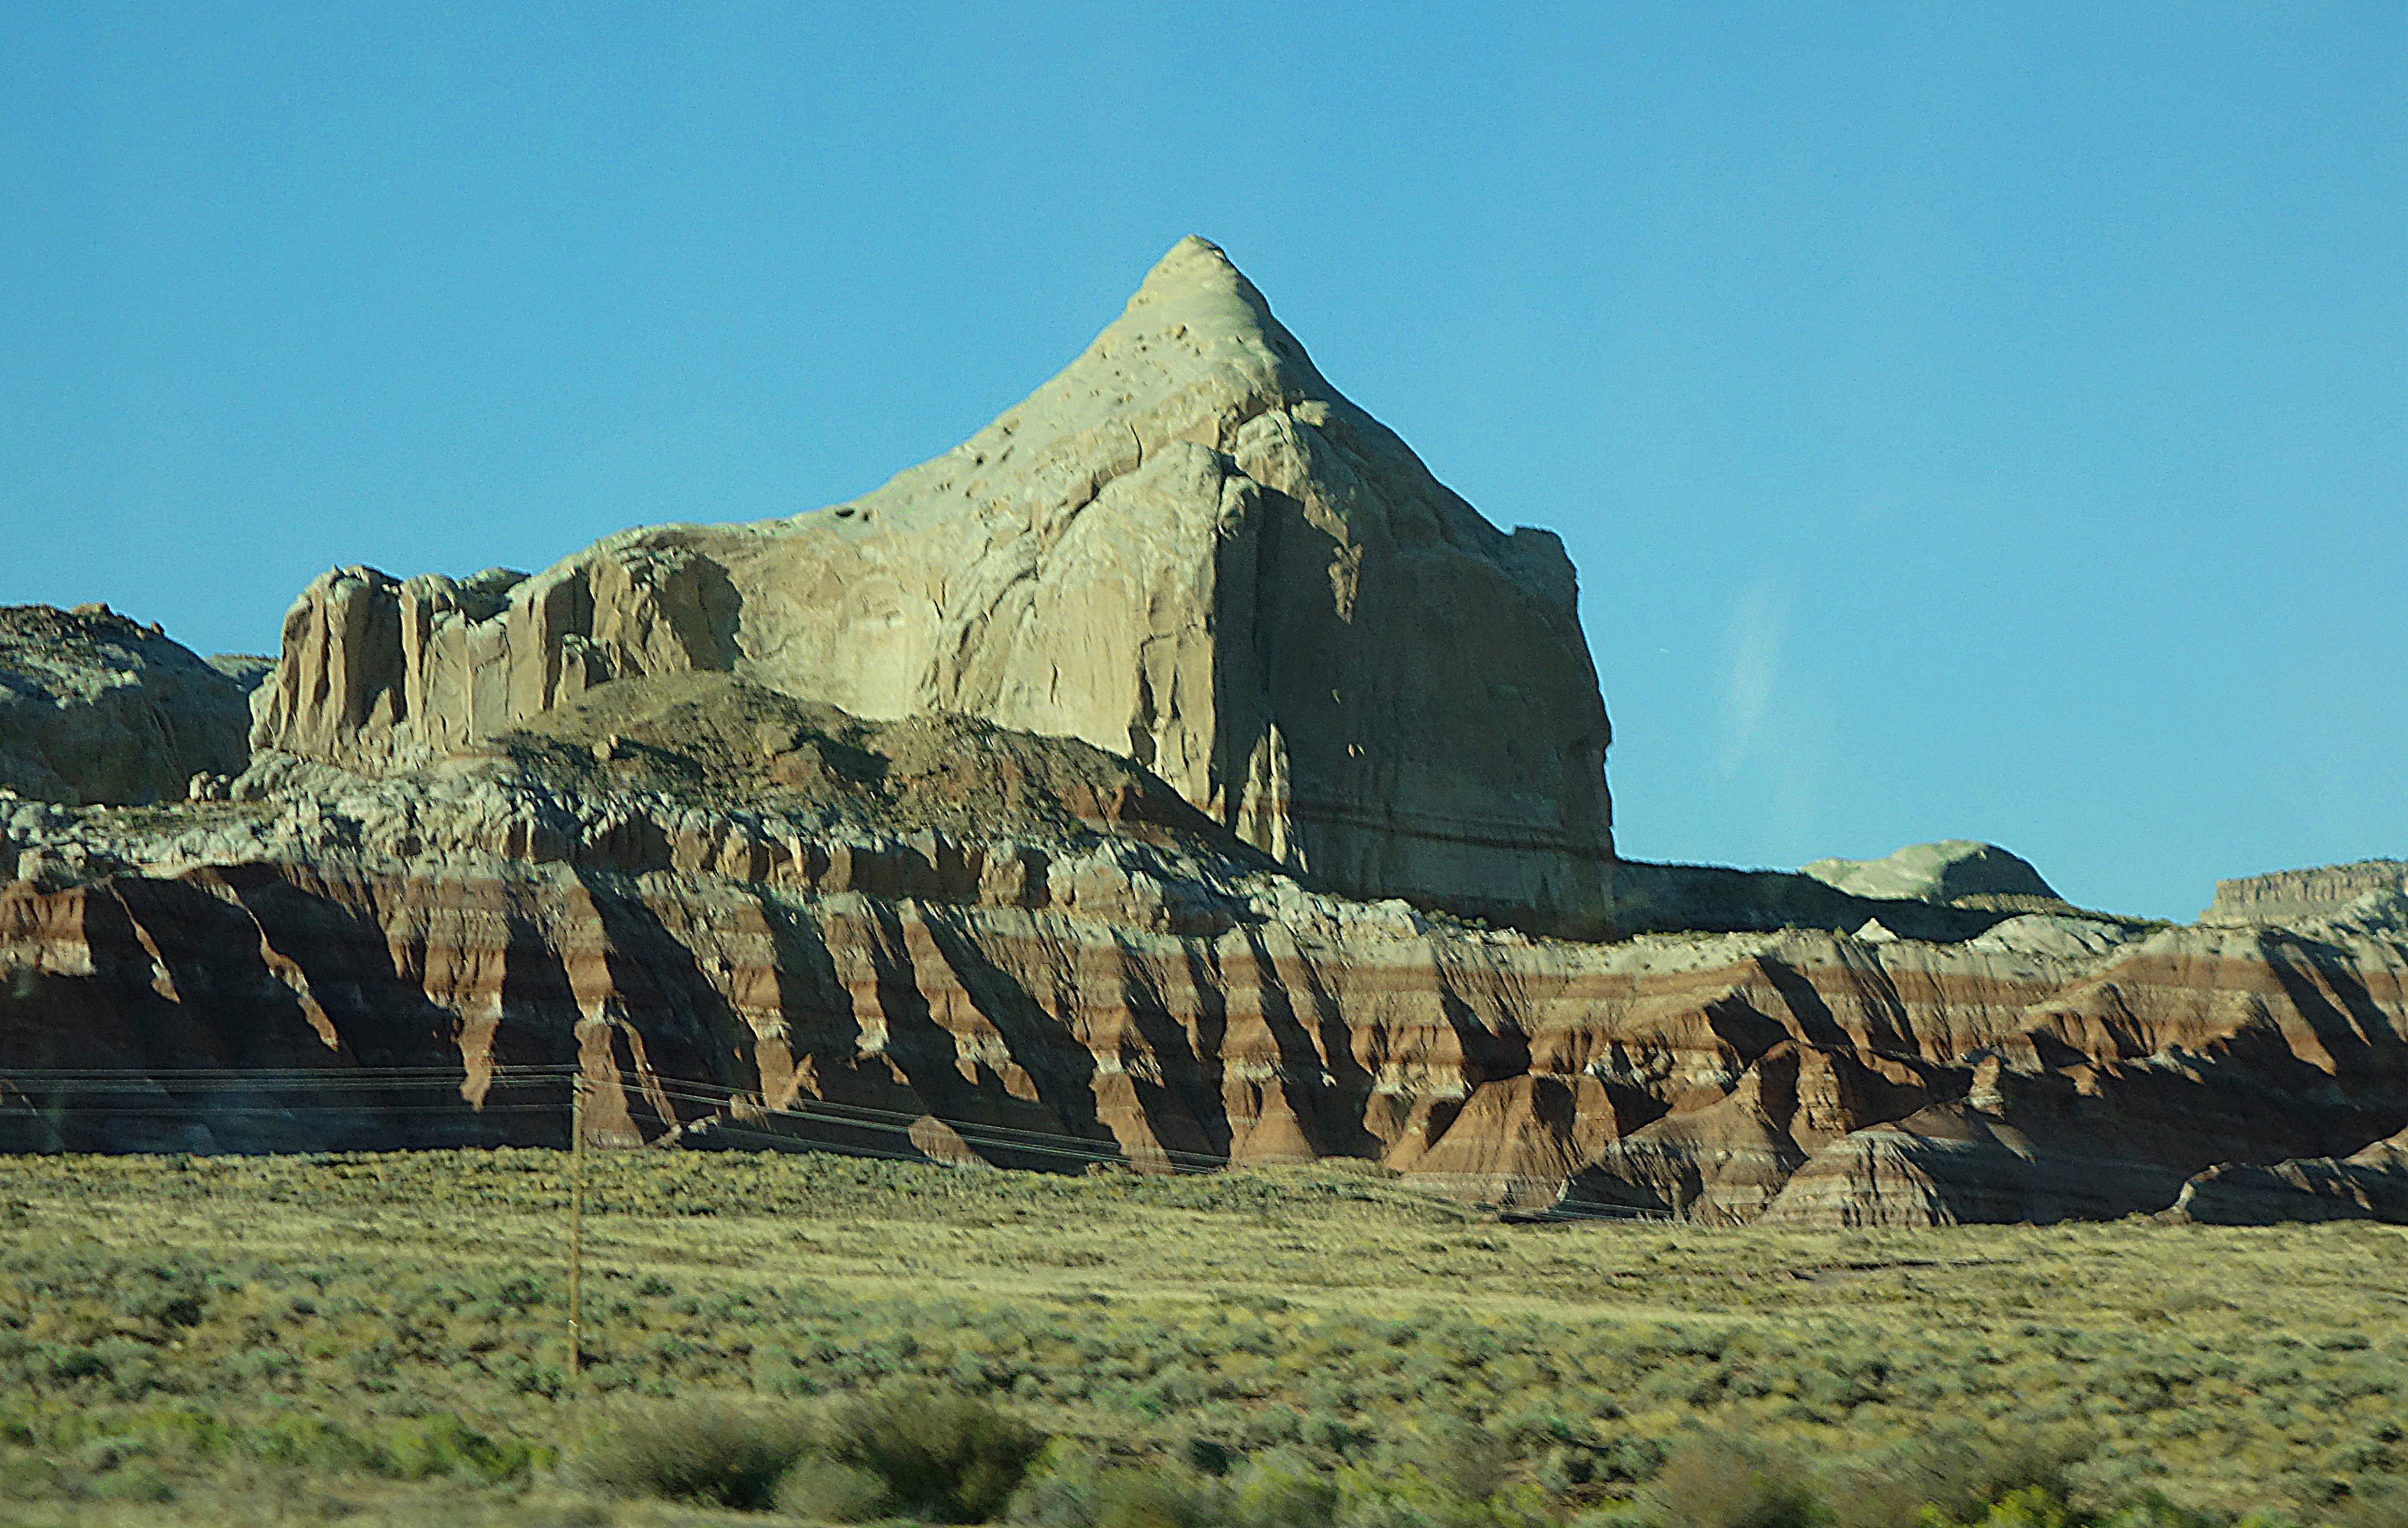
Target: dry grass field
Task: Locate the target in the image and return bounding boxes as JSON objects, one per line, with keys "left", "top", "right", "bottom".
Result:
{"left": 0, "top": 1150, "right": 2402, "bottom": 1527}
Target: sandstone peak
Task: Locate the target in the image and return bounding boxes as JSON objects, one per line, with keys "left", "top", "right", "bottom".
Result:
{"left": 1104, "top": 237, "right": 1311, "bottom": 377}
{"left": 248, "top": 239, "right": 1617, "bottom": 934}
{"left": 1128, "top": 235, "right": 1275, "bottom": 321}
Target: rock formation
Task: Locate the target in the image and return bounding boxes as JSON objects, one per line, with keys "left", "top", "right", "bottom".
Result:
{"left": 248, "top": 238, "right": 1614, "bottom": 935}
{"left": 2166, "top": 1125, "right": 2408, "bottom": 1224}
{"left": 0, "top": 604, "right": 258, "bottom": 806}
{"left": 1611, "top": 856, "right": 2054, "bottom": 941}
{"left": 5, "top": 241, "right": 2404, "bottom": 1226}
{"left": 4, "top": 705, "right": 2403, "bottom": 1222}
{"left": 2200, "top": 860, "right": 2408, "bottom": 927}
{"left": 1800, "top": 840, "right": 2059, "bottom": 907}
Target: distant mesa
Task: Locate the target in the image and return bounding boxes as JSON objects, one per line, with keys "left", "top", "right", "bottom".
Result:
{"left": 1610, "top": 840, "right": 2075, "bottom": 941}
{"left": 2200, "top": 859, "right": 2408, "bottom": 927}
{"left": 206, "top": 653, "right": 277, "bottom": 691}
{"left": 246, "top": 235, "right": 1615, "bottom": 936}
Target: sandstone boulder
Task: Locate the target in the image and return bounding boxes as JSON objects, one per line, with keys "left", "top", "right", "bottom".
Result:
{"left": 0, "top": 604, "right": 255, "bottom": 805}
{"left": 248, "top": 238, "right": 1615, "bottom": 934}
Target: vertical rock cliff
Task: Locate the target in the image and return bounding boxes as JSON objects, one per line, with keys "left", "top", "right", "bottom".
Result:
{"left": 249, "top": 238, "right": 1615, "bottom": 935}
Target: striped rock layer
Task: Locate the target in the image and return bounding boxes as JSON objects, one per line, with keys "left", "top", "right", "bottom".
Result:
{"left": 4, "top": 843, "right": 2402, "bottom": 1226}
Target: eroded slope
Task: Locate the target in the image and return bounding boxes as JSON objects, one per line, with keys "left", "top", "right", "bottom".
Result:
{"left": 5, "top": 727, "right": 2402, "bottom": 1226}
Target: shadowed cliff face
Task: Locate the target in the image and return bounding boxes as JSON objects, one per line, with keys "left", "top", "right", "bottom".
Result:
{"left": 5, "top": 837, "right": 2402, "bottom": 1225}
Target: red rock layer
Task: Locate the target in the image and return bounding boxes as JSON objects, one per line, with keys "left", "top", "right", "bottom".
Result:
{"left": 2, "top": 863, "right": 2403, "bottom": 1223}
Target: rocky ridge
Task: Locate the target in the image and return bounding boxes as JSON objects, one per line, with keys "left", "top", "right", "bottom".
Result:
{"left": 2203, "top": 860, "right": 2408, "bottom": 927}
{"left": 1800, "top": 840, "right": 2060, "bottom": 907}
{"left": 0, "top": 605, "right": 259, "bottom": 806}
{"left": 5, "top": 709, "right": 2402, "bottom": 1223}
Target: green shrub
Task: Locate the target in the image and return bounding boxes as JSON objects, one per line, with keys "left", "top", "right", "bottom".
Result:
{"left": 777, "top": 1455, "right": 890, "bottom": 1522}
{"left": 382, "top": 1412, "right": 539, "bottom": 1482}
{"left": 1944, "top": 1485, "right": 2079, "bottom": 1528}
{"left": 2095, "top": 1490, "right": 2223, "bottom": 1528}
{"left": 1005, "top": 1456, "right": 1242, "bottom": 1528}
{"left": 85, "top": 1459, "right": 176, "bottom": 1503}
{"left": 1648, "top": 1434, "right": 1823, "bottom": 1528}
{"left": 1231, "top": 1457, "right": 1338, "bottom": 1528}
{"left": 232, "top": 1412, "right": 378, "bottom": 1472}
{"left": 1007, "top": 1441, "right": 1106, "bottom": 1527}
{"left": 823, "top": 1380, "right": 1046, "bottom": 1523}
{"left": 581, "top": 1399, "right": 811, "bottom": 1509}
{"left": 0, "top": 1450, "right": 69, "bottom": 1500}
{"left": 1421, "top": 1420, "right": 1514, "bottom": 1506}
{"left": 2335, "top": 1483, "right": 2408, "bottom": 1528}
{"left": 1820, "top": 1424, "right": 2095, "bottom": 1528}
{"left": 1093, "top": 1469, "right": 1225, "bottom": 1528}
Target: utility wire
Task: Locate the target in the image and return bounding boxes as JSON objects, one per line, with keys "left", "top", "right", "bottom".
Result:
{"left": 5, "top": 1063, "right": 2231, "bottom": 1226}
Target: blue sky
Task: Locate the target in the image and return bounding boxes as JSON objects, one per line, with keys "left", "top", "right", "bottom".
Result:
{"left": 3, "top": 4, "right": 2400, "bottom": 919}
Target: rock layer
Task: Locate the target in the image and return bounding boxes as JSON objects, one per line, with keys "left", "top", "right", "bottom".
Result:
{"left": 2201, "top": 860, "right": 2408, "bottom": 927}
{"left": 4, "top": 766, "right": 2403, "bottom": 1222}
{"left": 249, "top": 239, "right": 1614, "bottom": 934}
{"left": 1, "top": 605, "right": 257, "bottom": 805}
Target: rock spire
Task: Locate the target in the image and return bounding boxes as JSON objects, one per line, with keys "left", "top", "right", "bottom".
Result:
{"left": 248, "top": 237, "right": 1616, "bottom": 933}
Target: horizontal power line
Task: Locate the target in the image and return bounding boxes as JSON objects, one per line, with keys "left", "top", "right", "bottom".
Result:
{"left": 5, "top": 1065, "right": 2245, "bottom": 1223}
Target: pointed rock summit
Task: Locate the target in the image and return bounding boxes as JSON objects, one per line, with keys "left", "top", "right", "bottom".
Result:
{"left": 252, "top": 238, "right": 1616, "bottom": 932}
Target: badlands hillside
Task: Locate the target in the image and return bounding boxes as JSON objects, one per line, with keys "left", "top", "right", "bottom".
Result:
{"left": 2, "top": 238, "right": 2403, "bottom": 1228}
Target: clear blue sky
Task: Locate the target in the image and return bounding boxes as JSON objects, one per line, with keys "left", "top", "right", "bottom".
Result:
{"left": 3, "top": 5, "right": 2401, "bottom": 919}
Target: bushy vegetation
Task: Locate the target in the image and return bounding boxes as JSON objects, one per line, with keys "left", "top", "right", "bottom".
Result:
{"left": 0, "top": 1150, "right": 2399, "bottom": 1525}
{"left": 816, "top": 1381, "right": 1046, "bottom": 1522}
{"left": 581, "top": 1401, "right": 812, "bottom": 1509}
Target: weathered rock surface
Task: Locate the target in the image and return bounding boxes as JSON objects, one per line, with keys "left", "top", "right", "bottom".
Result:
{"left": 2201, "top": 860, "right": 2408, "bottom": 927}
{"left": 4, "top": 743, "right": 2402, "bottom": 1222}
{"left": 249, "top": 238, "right": 1614, "bottom": 934}
{"left": 1800, "top": 840, "right": 2059, "bottom": 906}
{"left": 1, "top": 605, "right": 256, "bottom": 806}
{"left": 9, "top": 241, "right": 2406, "bottom": 1224}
